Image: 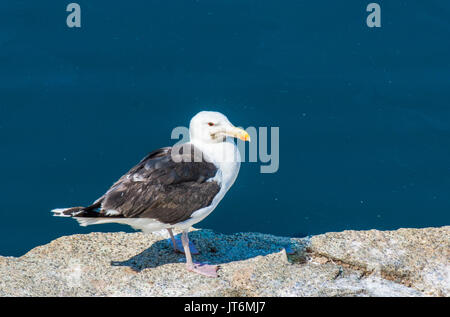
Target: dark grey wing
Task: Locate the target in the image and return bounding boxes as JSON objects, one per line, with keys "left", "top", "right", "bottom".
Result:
{"left": 97, "top": 144, "right": 220, "bottom": 225}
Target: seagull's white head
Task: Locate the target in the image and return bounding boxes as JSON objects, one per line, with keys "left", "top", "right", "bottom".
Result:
{"left": 189, "top": 111, "right": 250, "bottom": 144}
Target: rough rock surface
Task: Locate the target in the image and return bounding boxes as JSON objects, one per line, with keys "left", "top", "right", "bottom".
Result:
{"left": 0, "top": 226, "right": 448, "bottom": 296}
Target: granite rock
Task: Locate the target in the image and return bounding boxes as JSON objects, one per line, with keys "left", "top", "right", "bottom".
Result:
{"left": 0, "top": 226, "right": 448, "bottom": 297}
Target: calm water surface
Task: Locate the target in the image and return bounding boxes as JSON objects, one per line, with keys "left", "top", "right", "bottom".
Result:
{"left": 1, "top": 1, "right": 449, "bottom": 256}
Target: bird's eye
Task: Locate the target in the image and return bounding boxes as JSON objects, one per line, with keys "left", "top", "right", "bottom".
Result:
{"left": 208, "top": 122, "right": 214, "bottom": 126}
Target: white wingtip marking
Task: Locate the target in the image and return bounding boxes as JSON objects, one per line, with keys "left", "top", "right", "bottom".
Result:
{"left": 105, "top": 209, "right": 121, "bottom": 216}
{"left": 51, "top": 208, "right": 71, "bottom": 217}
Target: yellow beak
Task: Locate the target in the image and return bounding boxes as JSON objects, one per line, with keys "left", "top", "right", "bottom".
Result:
{"left": 225, "top": 126, "right": 251, "bottom": 142}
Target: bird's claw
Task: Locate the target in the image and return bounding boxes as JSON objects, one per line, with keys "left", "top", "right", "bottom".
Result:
{"left": 187, "top": 262, "right": 219, "bottom": 278}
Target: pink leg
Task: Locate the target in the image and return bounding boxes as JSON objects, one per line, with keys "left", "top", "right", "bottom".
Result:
{"left": 167, "top": 229, "right": 199, "bottom": 255}
{"left": 181, "top": 230, "right": 218, "bottom": 278}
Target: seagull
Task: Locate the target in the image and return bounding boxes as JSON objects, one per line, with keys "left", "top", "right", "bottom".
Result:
{"left": 52, "top": 111, "right": 250, "bottom": 277}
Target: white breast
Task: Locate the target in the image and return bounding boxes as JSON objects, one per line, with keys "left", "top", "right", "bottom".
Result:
{"left": 174, "top": 138, "right": 241, "bottom": 229}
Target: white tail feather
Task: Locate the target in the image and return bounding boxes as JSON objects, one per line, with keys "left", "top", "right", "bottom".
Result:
{"left": 74, "top": 217, "right": 121, "bottom": 227}
{"left": 52, "top": 208, "right": 168, "bottom": 233}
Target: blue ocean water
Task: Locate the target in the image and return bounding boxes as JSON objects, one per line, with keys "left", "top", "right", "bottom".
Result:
{"left": 1, "top": 1, "right": 449, "bottom": 256}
